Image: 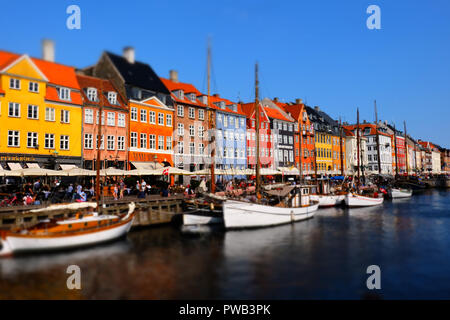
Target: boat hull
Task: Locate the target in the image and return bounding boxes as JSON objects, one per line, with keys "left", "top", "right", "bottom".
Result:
{"left": 310, "top": 194, "right": 346, "bottom": 207}
{"left": 183, "top": 213, "right": 223, "bottom": 226}
{"left": 223, "top": 200, "right": 319, "bottom": 229}
{"left": 0, "top": 215, "right": 134, "bottom": 256}
{"left": 345, "top": 194, "right": 384, "bottom": 207}
{"left": 390, "top": 188, "right": 412, "bottom": 198}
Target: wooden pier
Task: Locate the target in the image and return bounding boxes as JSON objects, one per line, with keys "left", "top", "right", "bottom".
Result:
{"left": 0, "top": 195, "right": 185, "bottom": 230}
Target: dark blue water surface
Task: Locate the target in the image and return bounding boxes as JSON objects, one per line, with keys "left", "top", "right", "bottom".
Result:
{"left": 1, "top": 189, "right": 449, "bottom": 299}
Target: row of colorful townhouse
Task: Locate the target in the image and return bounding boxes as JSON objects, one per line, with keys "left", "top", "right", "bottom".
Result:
{"left": 0, "top": 43, "right": 448, "bottom": 177}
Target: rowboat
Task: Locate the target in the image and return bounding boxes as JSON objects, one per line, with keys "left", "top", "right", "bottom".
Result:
{"left": 345, "top": 193, "right": 384, "bottom": 207}
{"left": 0, "top": 202, "right": 135, "bottom": 256}
{"left": 389, "top": 188, "right": 412, "bottom": 198}
{"left": 183, "top": 210, "right": 223, "bottom": 226}
{"left": 310, "top": 194, "right": 346, "bottom": 207}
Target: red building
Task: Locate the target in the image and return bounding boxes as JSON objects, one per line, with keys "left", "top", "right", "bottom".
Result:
{"left": 241, "top": 102, "right": 273, "bottom": 168}
{"left": 77, "top": 75, "right": 129, "bottom": 169}
{"left": 393, "top": 135, "right": 407, "bottom": 174}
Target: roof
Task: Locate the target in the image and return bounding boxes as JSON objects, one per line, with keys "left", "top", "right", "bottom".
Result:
{"left": 343, "top": 123, "right": 392, "bottom": 138}
{"left": 207, "top": 94, "right": 245, "bottom": 116}
{"left": 241, "top": 102, "right": 270, "bottom": 122}
{"left": 160, "top": 77, "right": 207, "bottom": 108}
{"left": 261, "top": 98, "right": 295, "bottom": 122}
{"left": 76, "top": 74, "right": 127, "bottom": 110}
{"left": 0, "top": 49, "right": 82, "bottom": 105}
{"left": 105, "top": 51, "right": 170, "bottom": 94}
{"left": 280, "top": 103, "right": 303, "bottom": 120}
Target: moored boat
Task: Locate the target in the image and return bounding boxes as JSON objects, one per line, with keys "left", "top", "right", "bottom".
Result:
{"left": 310, "top": 194, "right": 346, "bottom": 207}
{"left": 0, "top": 202, "right": 136, "bottom": 256}
{"left": 389, "top": 188, "right": 412, "bottom": 198}
{"left": 345, "top": 193, "right": 384, "bottom": 207}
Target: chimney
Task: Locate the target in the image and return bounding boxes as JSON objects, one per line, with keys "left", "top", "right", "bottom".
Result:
{"left": 213, "top": 93, "right": 219, "bottom": 97}
{"left": 123, "top": 46, "right": 135, "bottom": 64}
{"left": 295, "top": 98, "right": 303, "bottom": 104}
{"left": 363, "top": 120, "right": 367, "bottom": 124}
{"left": 273, "top": 97, "right": 279, "bottom": 102}
{"left": 314, "top": 106, "right": 320, "bottom": 112}
{"left": 169, "top": 70, "right": 178, "bottom": 83}
{"left": 42, "top": 39, "right": 55, "bottom": 62}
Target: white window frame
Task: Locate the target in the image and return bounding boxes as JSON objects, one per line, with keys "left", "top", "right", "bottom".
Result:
{"left": 149, "top": 111, "right": 156, "bottom": 124}
{"left": 149, "top": 134, "right": 156, "bottom": 150}
{"left": 107, "top": 135, "right": 115, "bottom": 150}
{"left": 60, "top": 135, "right": 70, "bottom": 150}
{"left": 158, "top": 113, "right": 164, "bottom": 126}
{"left": 131, "top": 107, "right": 138, "bottom": 121}
{"left": 107, "top": 112, "right": 115, "bottom": 126}
{"left": 85, "top": 109, "right": 94, "bottom": 124}
{"left": 117, "top": 136, "right": 125, "bottom": 150}
{"left": 8, "top": 102, "right": 20, "bottom": 118}
{"left": 44, "top": 133, "right": 55, "bottom": 149}
{"left": 166, "top": 136, "right": 172, "bottom": 150}
{"left": 58, "top": 87, "right": 71, "bottom": 101}
{"left": 140, "top": 133, "right": 147, "bottom": 149}
{"left": 198, "top": 109, "right": 205, "bottom": 120}
{"left": 45, "top": 107, "right": 55, "bottom": 122}
{"left": 178, "top": 123, "right": 184, "bottom": 136}
{"left": 84, "top": 133, "right": 93, "bottom": 149}
{"left": 189, "top": 107, "right": 195, "bottom": 119}
{"left": 158, "top": 136, "right": 164, "bottom": 150}
{"left": 177, "top": 105, "right": 184, "bottom": 117}
{"left": 27, "top": 132, "right": 38, "bottom": 148}
{"left": 140, "top": 109, "right": 147, "bottom": 123}
{"left": 10, "top": 78, "right": 20, "bottom": 90}
{"left": 61, "top": 110, "right": 70, "bottom": 123}
{"left": 130, "top": 132, "right": 138, "bottom": 147}
{"left": 87, "top": 87, "right": 97, "bottom": 101}
{"left": 108, "top": 92, "right": 117, "bottom": 105}
{"left": 118, "top": 113, "right": 126, "bottom": 127}
{"left": 166, "top": 114, "right": 172, "bottom": 127}
{"left": 8, "top": 130, "right": 20, "bottom": 147}
{"left": 29, "top": 81, "right": 39, "bottom": 93}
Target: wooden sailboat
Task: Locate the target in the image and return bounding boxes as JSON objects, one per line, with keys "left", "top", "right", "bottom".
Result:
{"left": 0, "top": 81, "right": 136, "bottom": 257}
{"left": 345, "top": 108, "right": 383, "bottom": 207}
{"left": 223, "top": 63, "right": 319, "bottom": 229}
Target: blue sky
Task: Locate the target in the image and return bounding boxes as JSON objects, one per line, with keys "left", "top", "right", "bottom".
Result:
{"left": 2, "top": 0, "right": 449, "bottom": 147}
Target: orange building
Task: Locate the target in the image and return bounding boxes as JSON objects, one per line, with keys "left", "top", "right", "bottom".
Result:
{"left": 128, "top": 97, "right": 174, "bottom": 168}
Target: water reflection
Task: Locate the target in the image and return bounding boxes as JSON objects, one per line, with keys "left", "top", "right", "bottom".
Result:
{"left": 0, "top": 190, "right": 450, "bottom": 299}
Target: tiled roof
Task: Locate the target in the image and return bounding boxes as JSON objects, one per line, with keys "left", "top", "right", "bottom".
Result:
{"left": 264, "top": 106, "right": 293, "bottom": 122}
{"left": 0, "top": 49, "right": 82, "bottom": 105}
{"left": 207, "top": 94, "right": 245, "bottom": 116}
{"left": 241, "top": 102, "right": 270, "bottom": 122}
{"left": 281, "top": 103, "right": 303, "bottom": 120}
{"left": 343, "top": 124, "right": 392, "bottom": 138}
{"left": 160, "top": 77, "right": 207, "bottom": 108}
{"left": 105, "top": 51, "right": 170, "bottom": 94}
{"left": 76, "top": 74, "right": 127, "bottom": 110}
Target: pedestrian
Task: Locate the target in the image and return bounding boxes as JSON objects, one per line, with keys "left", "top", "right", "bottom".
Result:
{"left": 113, "top": 183, "right": 118, "bottom": 200}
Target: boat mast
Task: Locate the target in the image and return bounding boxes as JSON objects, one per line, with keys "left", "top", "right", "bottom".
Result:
{"left": 374, "top": 100, "right": 382, "bottom": 174}
{"left": 255, "top": 63, "right": 261, "bottom": 198}
{"left": 356, "top": 108, "right": 361, "bottom": 183}
{"left": 96, "top": 81, "right": 104, "bottom": 213}
{"left": 393, "top": 123, "right": 399, "bottom": 177}
{"left": 339, "top": 117, "right": 344, "bottom": 176}
{"left": 207, "top": 40, "right": 215, "bottom": 193}
{"left": 298, "top": 105, "right": 303, "bottom": 183}
{"left": 404, "top": 120, "right": 409, "bottom": 176}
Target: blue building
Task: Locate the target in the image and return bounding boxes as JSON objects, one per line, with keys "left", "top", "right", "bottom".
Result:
{"left": 209, "top": 95, "right": 247, "bottom": 180}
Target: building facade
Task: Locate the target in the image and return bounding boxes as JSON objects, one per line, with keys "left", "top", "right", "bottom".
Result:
{"left": 343, "top": 128, "right": 368, "bottom": 175}
{"left": 0, "top": 47, "right": 83, "bottom": 170}
{"left": 77, "top": 74, "right": 128, "bottom": 170}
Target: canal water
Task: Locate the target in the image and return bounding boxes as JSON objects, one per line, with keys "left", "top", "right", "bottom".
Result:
{"left": 1, "top": 189, "right": 450, "bottom": 299}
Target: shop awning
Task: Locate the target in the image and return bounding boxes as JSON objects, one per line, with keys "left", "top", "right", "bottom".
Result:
{"left": 26, "top": 163, "right": 40, "bottom": 168}
{"left": 7, "top": 163, "right": 22, "bottom": 170}
{"left": 131, "top": 161, "right": 163, "bottom": 170}
{"left": 60, "top": 164, "right": 77, "bottom": 170}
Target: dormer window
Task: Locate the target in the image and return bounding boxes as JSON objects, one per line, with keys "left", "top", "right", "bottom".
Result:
{"left": 189, "top": 93, "right": 196, "bottom": 102}
{"left": 201, "top": 96, "right": 208, "bottom": 104}
{"left": 87, "top": 88, "right": 97, "bottom": 102}
{"left": 57, "top": 87, "right": 71, "bottom": 101}
{"left": 175, "top": 90, "right": 184, "bottom": 99}
{"left": 108, "top": 92, "right": 117, "bottom": 105}
{"left": 220, "top": 101, "right": 225, "bottom": 109}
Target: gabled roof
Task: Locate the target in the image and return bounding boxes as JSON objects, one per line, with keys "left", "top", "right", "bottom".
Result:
{"left": 241, "top": 102, "right": 270, "bottom": 123}
{"left": 207, "top": 94, "right": 245, "bottom": 116}
{"left": 160, "top": 77, "right": 207, "bottom": 108}
{"left": 105, "top": 51, "right": 170, "bottom": 94}
{"left": 343, "top": 123, "right": 392, "bottom": 138}
{"left": 76, "top": 74, "right": 127, "bottom": 110}
{"left": 261, "top": 98, "right": 295, "bottom": 122}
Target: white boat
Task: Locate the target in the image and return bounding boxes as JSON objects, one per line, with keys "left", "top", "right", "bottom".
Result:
{"left": 310, "top": 194, "right": 346, "bottom": 207}
{"left": 183, "top": 213, "right": 223, "bottom": 226}
{"left": 389, "top": 188, "right": 412, "bottom": 198}
{"left": 345, "top": 193, "right": 384, "bottom": 207}
{"left": 0, "top": 203, "right": 136, "bottom": 256}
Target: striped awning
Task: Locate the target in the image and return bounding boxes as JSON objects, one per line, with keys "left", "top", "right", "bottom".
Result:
{"left": 27, "top": 163, "right": 40, "bottom": 168}
{"left": 7, "top": 162, "right": 22, "bottom": 170}
{"left": 60, "top": 164, "right": 77, "bottom": 170}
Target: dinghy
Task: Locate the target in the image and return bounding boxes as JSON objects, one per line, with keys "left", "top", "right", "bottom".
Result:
{"left": 345, "top": 193, "right": 384, "bottom": 207}
{"left": 389, "top": 188, "right": 412, "bottom": 198}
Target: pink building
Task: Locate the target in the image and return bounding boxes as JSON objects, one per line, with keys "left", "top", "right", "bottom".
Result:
{"left": 77, "top": 75, "right": 129, "bottom": 169}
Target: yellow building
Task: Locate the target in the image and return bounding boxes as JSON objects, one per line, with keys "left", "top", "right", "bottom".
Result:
{"left": 0, "top": 49, "right": 83, "bottom": 169}
{"left": 314, "top": 131, "right": 333, "bottom": 173}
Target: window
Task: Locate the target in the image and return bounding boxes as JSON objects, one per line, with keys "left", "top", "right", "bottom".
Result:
{"left": 131, "top": 107, "right": 138, "bottom": 121}
{"left": 158, "top": 113, "right": 164, "bottom": 126}
{"left": 189, "top": 107, "right": 195, "bottom": 119}
{"left": 44, "top": 133, "right": 55, "bottom": 149}
{"left": 189, "top": 125, "right": 195, "bottom": 137}
{"left": 85, "top": 109, "right": 94, "bottom": 124}
{"left": 29, "top": 81, "right": 39, "bottom": 93}
{"left": 118, "top": 113, "right": 126, "bottom": 127}
{"left": 189, "top": 142, "right": 195, "bottom": 155}
{"left": 177, "top": 105, "right": 184, "bottom": 117}
{"left": 240, "top": 118, "right": 245, "bottom": 127}
{"left": 10, "top": 78, "right": 20, "bottom": 89}
{"left": 87, "top": 88, "right": 97, "bottom": 101}
{"left": 108, "top": 92, "right": 117, "bottom": 105}
{"left": 140, "top": 109, "right": 147, "bottom": 122}
{"left": 158, "top": 136, "right": 164, "bottom": 150}
{"left": 8, "top": 130, "right": 20, "bottom": 147}
{"left": 166, "top": 136, "right": 172, "bottom": 150}
{"left": 45, "top": 107, "right": 55, "bottom": 121}
{"left": 177, "top": 123, "right": 184, "bottom": 136}
{"left": 178, "top": 141, "right": 184, "bottom": 154}
{"left": 96, "top": 111, "right": 105, "bottom": 125}
{"left": 107, "top": 136, "right": 115, "bottom": 150}
{"left": 224, "top": 115, "right": 228, "bottom": 127}
{"left": 199, "top": 143, "right": 204, "bottom": 154}
{"left": 140, "top": 133, "right": 147, "bottom": 149}
{"left": 283, "top": 135, "right": 287, "bottom": 144}
{"left": 289, "top": 136, "right": 293, "bottom": 145}
{"left": 118, "top": 136, "right": 125, "bottom": 150}
{"left": 198, "top": 126, "right": 204, "bottom": 139}
{"left": 235, "top": 118, "right": 239, "bottom": 128}
{"left": 149, "top": 134, "right": 156, "bottom": 149}
{"left": 166, "top": 114, "right": 172, "bottom": 127}
{"left": 27, "top": 132, "right": 38, "bottom": 148}
{"left": 57, "top": 87, "right": 71, "bottom": 101}
{"left": 60, "top": 135, "right": 70, "bottom": 150}
{"left": 199, "top": 109, "right": 205, "bottom": 120}
{"left": 96, "top": 135, "right": 104, "bottom": 149}
{"left": 8, "top": 102, "right": 20, "bottom": 117}
{"left": 107, "top": 112, "right": 115, "bottom": 126}
{"left": 60, "top": 110, "right": 70, "bottom": 123}
{"left": 84, "top": 134, "right": 93, "bottom": 149}
{"left": 149, "top": 111, "right": 155, "bottom": 124}
{"left": 130, "top": 132, "right": 137, "bottom": 147}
